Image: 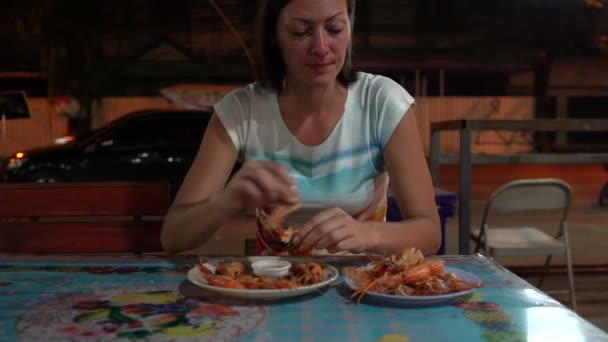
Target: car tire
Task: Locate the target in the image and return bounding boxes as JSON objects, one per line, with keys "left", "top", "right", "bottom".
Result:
{"left": 30, "top": 170, "right": 64, "bottom": 183}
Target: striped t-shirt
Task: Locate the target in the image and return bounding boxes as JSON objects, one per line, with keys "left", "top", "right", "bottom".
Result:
{"left": 214, "top": 72, "right": 414, "bottom": 228}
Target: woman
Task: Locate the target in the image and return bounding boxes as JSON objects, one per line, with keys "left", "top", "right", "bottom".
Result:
{"left": 161, "top": 0, "right": 441, "bottom": 256}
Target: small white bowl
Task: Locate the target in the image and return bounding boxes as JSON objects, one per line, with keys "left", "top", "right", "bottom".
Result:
{"left": 251, "top": 259, "right": 292, "bottom": 278}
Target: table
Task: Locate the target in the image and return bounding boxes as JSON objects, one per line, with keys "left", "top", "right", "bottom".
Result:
{"left": 429, "top": 119, "right": 608, "bottom": 254}
{"left": 1, "top": 254, "right": 606, "bottom": 341}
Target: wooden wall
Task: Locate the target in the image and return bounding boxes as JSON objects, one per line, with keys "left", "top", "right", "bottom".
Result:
{"left": 90, "top": 97, "right": 177, "bottom": 128}
{"left": 415, "top": 96, "right": 535, "bottom": 155}
{"left": 3, "top": 96, "right": 535, "bottom": 158}
{"left": 2, "top": 98, "right": 68, "bottom": 158}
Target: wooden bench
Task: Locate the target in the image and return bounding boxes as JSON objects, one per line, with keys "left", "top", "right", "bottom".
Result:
{"left": 0, "top": 182, "right": 170, "bottom": 254}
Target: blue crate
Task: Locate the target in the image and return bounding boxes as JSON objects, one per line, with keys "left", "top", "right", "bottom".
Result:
{"left": 386, "top": 188, "right": 456, "bottom": 255}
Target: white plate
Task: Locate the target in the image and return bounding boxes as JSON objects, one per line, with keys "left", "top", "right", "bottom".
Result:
{"left": 344, "top": 266, "right": 481, "bottom": 306}
{"left": 187, "top": 257, "right": 339, "bottom": 300}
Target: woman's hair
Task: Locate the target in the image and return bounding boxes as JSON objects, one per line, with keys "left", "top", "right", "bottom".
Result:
{"left": 253, "top": 0, "right": 358, "bottom": 92}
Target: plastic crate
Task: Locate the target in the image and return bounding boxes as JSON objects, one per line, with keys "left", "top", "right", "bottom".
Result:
{"left": 386, "top": 188, "right": 456, "bottom": 255}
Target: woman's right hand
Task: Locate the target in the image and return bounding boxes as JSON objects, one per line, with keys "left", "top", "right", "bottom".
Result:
{"left": 219, "top": 160, "right": 300, "bottom": 213}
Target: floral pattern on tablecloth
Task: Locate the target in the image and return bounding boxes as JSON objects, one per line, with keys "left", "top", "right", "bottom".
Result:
{"left": 452, "top": 293, "right": 526, "bottom": 342}
{"left": 0, "top": 264, "right": 190, "bottom": 275}
{"left": 16, "top": 287, "right": 266, "bottom": 341}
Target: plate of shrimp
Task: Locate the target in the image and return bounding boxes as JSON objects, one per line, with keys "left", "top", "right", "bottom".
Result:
{"left": 344, "top": 247, "right": 481, "bottom": 305}
{"left": 187, "top": 257, "right": 339, "bottom": 300}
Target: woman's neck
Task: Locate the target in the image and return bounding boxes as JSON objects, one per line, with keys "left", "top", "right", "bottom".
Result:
{"left": 281, "top": 79, "right": 346, "bottom": 117}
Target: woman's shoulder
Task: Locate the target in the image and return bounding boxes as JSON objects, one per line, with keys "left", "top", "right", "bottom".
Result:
{"left": 350, "top": 72, "right": 415, "bottom": 111}
{"left": 355, "top": 71, "right": 395, "bottom": 84}
{"left": 223, "top": 82, "right": 275, "bottom": 102}
{"left": 353, "top": 72, "right": 411, "bottom": 98}
{"left": 215, "top": 82, "right": 276, "bottom": 112}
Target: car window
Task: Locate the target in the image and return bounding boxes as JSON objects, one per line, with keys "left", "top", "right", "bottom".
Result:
{"left": 74, "top": 128, "right": 102, "bottom": 144}
{"left": 106, "top": 116, "right": 171, "bottom": 149}
{"left": 166, "top": 115, "right": 210, "bottom": 147}
{"left": 98, "top": 112, "right": 211, "bottom": 150}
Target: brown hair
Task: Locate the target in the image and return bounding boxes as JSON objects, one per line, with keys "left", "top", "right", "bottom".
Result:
{"left": 253, "top": 0, "right": 358, "bottom": 92}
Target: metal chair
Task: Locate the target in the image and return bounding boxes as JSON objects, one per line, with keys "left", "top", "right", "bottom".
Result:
{"left": 470, "top": 178, "right": 576, "bottom": 310}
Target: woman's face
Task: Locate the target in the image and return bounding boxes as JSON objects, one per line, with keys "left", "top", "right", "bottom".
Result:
{"left": 276, "top": 0, "right": 351, "bottom": 89}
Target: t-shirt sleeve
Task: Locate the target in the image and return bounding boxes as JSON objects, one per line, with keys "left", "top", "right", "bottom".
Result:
{"left": 371, "top": 76, "right": 415, "bottom": 149}
{"left": 213, "top": 87, "right": 250, "bottom": 159}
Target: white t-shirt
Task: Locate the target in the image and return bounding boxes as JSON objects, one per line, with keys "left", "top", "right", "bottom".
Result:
{"left": 214, "top": 72, "right": 414, "bottom": 226}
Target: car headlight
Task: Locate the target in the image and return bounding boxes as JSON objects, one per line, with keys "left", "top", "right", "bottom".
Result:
{"left": 6, "top": 156, "right": 28, "bottom": 170}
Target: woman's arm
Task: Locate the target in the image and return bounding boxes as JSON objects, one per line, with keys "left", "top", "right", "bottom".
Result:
{"left": 161, "top": 113, "right": 240, "bottom": 253}
{"left": 368, "top": 107, "right": 441, "bottom": 255}
{"left": 161, "top": 113, "right": 298, "bottom": 253}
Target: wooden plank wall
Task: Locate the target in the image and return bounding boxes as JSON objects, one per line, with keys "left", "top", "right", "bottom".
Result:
{"left": 415, "top": 96, "right": 535, "bottom": 155}
{"left": 90, "top": 96, "right": 177, "bottom": 128}
{"left": 4, "top": 96, "right": 535, "bottom": 157}
{"left": 3, "top": 98, "right": 68, "bottom": 156}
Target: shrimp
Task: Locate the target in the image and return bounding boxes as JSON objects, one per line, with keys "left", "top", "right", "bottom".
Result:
{"left": 266, "top": 201, "right": 302, "bottom": 231}
{"left": 347, "top": 248, "right": 474, "bottom": 302}
{"left": 391, "top": 247, "right": 424, "bottom": 268}
{"left": 202, "top": 274, "right": 246, "bottom": 289}
{"left": 290, "top": 262, "right": 324, "bottom": 285}
{"left": 216, "top": 261, "right": 245, "bottom": 278}
{"left": 350, "top": 264, "right": 432, "bottom": 303}
{"left": 443, "top": 273, "right": 476, "bottom": 292}
{"left": 237, "top": 274, "right": 263, "bottom": 289}
{"left": 197, "top": 264, "right": 213, "bottom": 275}
{"left": 273, "top": 278, "right": 301, "bottom": 289}
{"left": 421, "top": 260, "right": 445, "bottom": 276}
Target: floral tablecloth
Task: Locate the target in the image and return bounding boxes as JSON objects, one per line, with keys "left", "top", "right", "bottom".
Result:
{"left": 0, "top": 254, "right": 605, "bottom": 342}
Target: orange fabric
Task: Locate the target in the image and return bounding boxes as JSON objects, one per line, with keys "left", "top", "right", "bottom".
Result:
{"left": 355, "top": 202, "right": 388, "bottom": 222}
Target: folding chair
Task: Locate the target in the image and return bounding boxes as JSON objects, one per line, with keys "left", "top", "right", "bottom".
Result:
{"left": 470, "top": 178, "right": 576, "bottom": 310}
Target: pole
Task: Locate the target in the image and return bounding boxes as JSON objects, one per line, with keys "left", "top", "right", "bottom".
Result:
{"left": 439, "top": 69, "right": 445, "bottom": 97}
{"left": 1, "top": 113, "right": 5, "bottom": 160}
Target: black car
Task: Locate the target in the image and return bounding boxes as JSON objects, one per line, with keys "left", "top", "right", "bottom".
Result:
{"left": 2, "top": 109, "right": 236, "bottom": 198}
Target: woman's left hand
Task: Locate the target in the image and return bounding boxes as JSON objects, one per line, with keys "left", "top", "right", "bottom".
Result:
{"left": 293, "top": 208, "right": 376, "bottom": 254}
